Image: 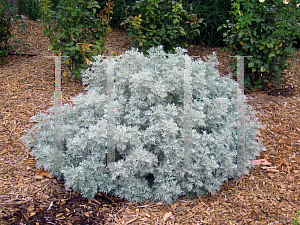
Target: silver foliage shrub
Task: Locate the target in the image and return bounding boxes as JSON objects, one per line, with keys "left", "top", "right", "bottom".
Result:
{"left": 19, "top": 46, "right": 266, "bottom": 204}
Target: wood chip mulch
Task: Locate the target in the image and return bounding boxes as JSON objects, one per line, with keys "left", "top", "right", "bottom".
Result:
{"left": 0, "top": 18, "right": 300, "bottom": 225}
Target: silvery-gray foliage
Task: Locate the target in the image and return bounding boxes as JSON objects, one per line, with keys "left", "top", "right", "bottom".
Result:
{"left": 19, "top": 46, "right": 266, "bottom": 204}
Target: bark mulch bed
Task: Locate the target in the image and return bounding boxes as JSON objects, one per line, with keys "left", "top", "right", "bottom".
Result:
{"left": 0, "top": 18, "right": 300, "bottom": 225}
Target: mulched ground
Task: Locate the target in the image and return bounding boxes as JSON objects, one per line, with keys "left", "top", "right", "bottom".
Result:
{"left": 0, "top": 18, "right": 300, "bottom": 225}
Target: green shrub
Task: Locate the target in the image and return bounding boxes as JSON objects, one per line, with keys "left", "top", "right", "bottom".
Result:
{"left": 218, "top": 0, "right": 300, "bottom": 91}
{"left": 45, "top": 0, "right": 233, "bottom": 48}
{"left": 17, "top": 0, "right": 42, "bottom": 21}
{"left": 0, "top": 4, "right": 11, "bottom": 63}
{"left": 184, "top": 0, "right": 233, "bottom": 47}
{"left": 46, "top": 0, "right": 61, "bottom": 11}
{"left": 47, "top": 0, "right": 137, "bottom": 29}
{"left": 0, "top": 0, "right": 29, "bottom": 65}
{"left": 294, "top": 210, "right": 300, "bottom": 225}
{"left": 40, "top": 0, "right": 114, "bottom": 78}
{"left": 120, "top": 0, "right": 206, "bottom": 54}
{"left": 94, "top": 0, "right": 136, "bottom": 29}
{"left": 19, "top": 46, "right": 266, "bottom": 204}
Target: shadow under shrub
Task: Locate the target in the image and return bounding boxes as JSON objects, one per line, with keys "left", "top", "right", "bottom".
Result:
{"left": 19, "top": 46, "right": 266, "bottom": 204}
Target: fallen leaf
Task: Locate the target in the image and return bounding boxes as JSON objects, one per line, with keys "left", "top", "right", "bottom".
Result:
{"left": 35, "top": 168, "right": 53, "bottom": 178}
{"left": 266, "top": 168, "right": 280, "bottom": 173}
{"left": 163, "top": 211, "right": 172, "bottom": 222}
{"left": 288, "top": 176, "right": 295, "bottom": 182}
{"left": 252, "top": 159, "right": 272, "bottom": 166}
{"left": 261, "top": 166, "right": 277, "bottom": 169}
{"left": 34, "top": 175, "right": 44, "bottom": 179}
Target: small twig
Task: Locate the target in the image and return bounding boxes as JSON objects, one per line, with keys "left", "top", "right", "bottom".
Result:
{"left": 1, "top": 198, "right": 32, "bottom": 205}
{"left": 136, "top": 204, "right": 154, "bottom": 208}
{"left": 47, "top": 201, "right": 53, "bottom": 211}
{"left": 33, "top": 180, "right": 51, "bottom": 194}
{"left": 125, "top": 217, "right": 140, "bottom": 225}
{"left": 103, "top": 193, "right": 114, "bottom": 203}
{"left": 116, "top": 204, "right": 127, "bottom": 214}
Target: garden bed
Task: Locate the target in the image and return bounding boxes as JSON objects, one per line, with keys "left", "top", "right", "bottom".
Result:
{"left": 0, "top": 18, "right": 300, "bottom": 224}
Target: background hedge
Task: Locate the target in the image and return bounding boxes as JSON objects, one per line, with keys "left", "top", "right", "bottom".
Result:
{"left": 47, "top": 0, "right": 233, "bottom": 48}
